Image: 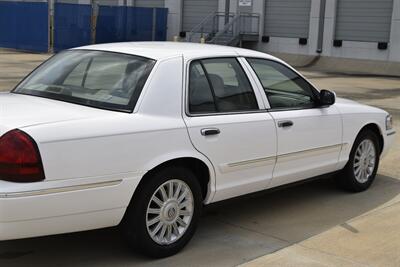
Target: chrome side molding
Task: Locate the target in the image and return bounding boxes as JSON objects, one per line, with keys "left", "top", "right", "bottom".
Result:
{"left": 0, "top": 180, "right": 123, "bottom": 198}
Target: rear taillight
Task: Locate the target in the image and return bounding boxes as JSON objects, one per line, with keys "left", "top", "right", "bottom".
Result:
{"left": 0, "top": 129, "right": 45, "bottom": 182}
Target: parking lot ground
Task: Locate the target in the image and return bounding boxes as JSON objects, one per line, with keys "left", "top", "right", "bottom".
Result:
{"left": 0, "top": 49, "right": 399, "bottom": 267}
{"left": 0, "top": 49, "right": 50, "bottom": 91}
{"left": 241, "top": 71, "right": 400, "bottom": 267}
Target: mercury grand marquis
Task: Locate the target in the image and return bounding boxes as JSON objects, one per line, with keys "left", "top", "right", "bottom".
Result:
{"left": 0, "top": 42, "right": 395, "bottom": 257}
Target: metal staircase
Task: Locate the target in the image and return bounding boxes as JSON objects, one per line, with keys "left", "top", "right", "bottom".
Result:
{"left": 186, "top": 12, "right": 260, "bottom": 47}
{"left": 186, "top": 12, "right": 235, "bottom": 43}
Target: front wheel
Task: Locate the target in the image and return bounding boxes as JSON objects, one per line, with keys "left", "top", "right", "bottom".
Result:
{"left": 336, "top": 130, "right": 380, "bottom": 192}
{"left": 122, "top": 166, "right": 203, "bottom": 258}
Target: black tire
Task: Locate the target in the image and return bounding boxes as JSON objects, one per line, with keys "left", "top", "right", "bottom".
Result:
{"left": 121, "top": 166, "right": 203, "bottom": 258}
{"left": 336, "top": 130, "right": 380, "bottom": 192}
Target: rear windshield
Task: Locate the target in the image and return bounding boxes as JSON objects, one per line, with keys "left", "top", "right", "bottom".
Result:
{"left": 13, "top": 50, "right": 155, "bottom": 113}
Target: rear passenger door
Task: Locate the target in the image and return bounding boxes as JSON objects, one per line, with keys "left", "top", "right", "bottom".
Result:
{"left": 183, "top": 57, "right": 277, "bottom": 202}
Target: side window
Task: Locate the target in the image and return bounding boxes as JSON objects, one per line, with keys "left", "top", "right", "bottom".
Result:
{"left": 247, "top": 58, "right": 316, "bottom": 109}
{"left": 188, "top": 58, "right": 259, "bottom": 114}
{"left": 189, "top": 61, "right": 217, "bottom": 114}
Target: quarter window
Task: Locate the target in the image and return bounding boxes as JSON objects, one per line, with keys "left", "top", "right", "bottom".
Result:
{"left": 247, "top": 58, "right": 316, "bottom": 109}
{"left": 188, "top": 58, "right": 259, "bottom": 114}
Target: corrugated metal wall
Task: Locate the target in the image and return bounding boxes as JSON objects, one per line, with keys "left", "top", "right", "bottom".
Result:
{"left": 335, "top": 0, "right": 394, "bottom": 42}
{"left": 263, "top": 0, "right": 311, "bottom": 38}
{"left": 0, "top": 1, "right": 49, "bottom": 52}
{"left": 182, "top": 0, "right": 218, "bottom": 32}
{"left": 134, "top": 0, "right": 164, "bottom": 8}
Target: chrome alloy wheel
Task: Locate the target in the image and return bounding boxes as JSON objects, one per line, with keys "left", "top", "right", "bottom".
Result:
{"left": 353, "top": 139, "right": 376, "bottom": 183}
{"left": 146, "top": 179, "right": 194, "bottom": 245}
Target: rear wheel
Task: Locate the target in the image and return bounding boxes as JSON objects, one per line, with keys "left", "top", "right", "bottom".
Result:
{"left": 336, "top": 130, "right": 380, "bottom": 192}
{"left": 122, "top": 166, "right": 202, "bottom": 258}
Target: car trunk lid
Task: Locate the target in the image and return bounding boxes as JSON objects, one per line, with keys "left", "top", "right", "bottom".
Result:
{"left": 0, "top": 92, "right": 118, "bottom": 136}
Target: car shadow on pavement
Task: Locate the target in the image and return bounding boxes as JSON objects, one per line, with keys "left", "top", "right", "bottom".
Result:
{"left": 1, "top": 174, "right": 399, "bottom": 267}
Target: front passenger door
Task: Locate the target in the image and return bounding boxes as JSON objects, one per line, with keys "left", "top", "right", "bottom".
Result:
{"left": 246, "top": 58, "right": 343, "bottom": 188}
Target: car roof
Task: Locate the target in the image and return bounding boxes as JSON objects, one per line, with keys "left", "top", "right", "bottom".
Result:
{"left": 73, "top": 41, "right": 279, "bottom": 61}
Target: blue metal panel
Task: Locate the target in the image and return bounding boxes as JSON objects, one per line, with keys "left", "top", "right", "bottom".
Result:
{"left": 126, "top": 7, "right": 154, "bottom": 41}
{"left": 0, "top": 1, "right": 48, "bottom": 52}
{"left": 96, "top": 6, "right": 168, "bottom": 44}
{"left": 0, "top": 1, "right": 16, "bottom": 49}
{"left": 96, "top": 6, "right": 128, "bottom": 44}
{"left": 54, "top": 3, "right": 92, "bottom": 52}
{"left": 155, "top": 8, "right": 168, "bottom": 41}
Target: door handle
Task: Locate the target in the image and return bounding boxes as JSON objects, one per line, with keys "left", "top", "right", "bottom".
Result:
{"left": 278, "top": 120, "right": 294, "bottom": 128}
{"left": 201, "top": 128, "right": 220, "bottom": 136}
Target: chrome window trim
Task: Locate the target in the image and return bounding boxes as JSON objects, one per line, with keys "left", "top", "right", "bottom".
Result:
{"left": 183, "top": 56, "right": 267, "bottom": 118}
{"left": 238, "top": 57, "right": 272, "bottom": 109}
{"left": 185, "top": 109, "right": 269, "bottom": 118}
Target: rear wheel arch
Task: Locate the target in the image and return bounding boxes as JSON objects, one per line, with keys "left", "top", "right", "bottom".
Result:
{"left": 133, "top": 157, "right": 212, "bottom": 203}
{"left": 121, "top": 163, "right": 204, "bottom": 257}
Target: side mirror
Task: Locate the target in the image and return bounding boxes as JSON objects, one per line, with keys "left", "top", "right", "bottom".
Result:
{"left": 319, "top": 90, "right": 336, "bottom": 106}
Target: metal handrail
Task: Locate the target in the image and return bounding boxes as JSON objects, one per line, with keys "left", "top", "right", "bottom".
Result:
{"left": 187, "top": 12, "right": 260, "bottom": 46}
{"left": 210, "top": 14, "right": 240, "bottom": 42}
{"left": 186, "top": 12, "right": 235, "bottom": 42}
{"left": 186, "top": 12, "right": 216, "bottom": 42}
{"left": 207, "top": 12, "right": 260, "bottom": 45}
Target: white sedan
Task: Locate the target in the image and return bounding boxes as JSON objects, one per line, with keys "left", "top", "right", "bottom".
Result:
{"left": 0, "top": 42, "right": 395, "bottom": 257}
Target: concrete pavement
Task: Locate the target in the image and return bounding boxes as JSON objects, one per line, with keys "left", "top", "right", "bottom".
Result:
{"left": 0, "top": 49, "right": 399, "bottom": 267}
{"left": 0, "top": 49, "right": 50, "bottom": 91}
{"left": 242, "top": 197, "right": 400, "bottom": 267}
{"left": 241, "top": 71, "right": 400, "bottom": 267}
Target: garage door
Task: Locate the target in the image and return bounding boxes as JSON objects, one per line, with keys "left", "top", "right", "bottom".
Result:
{"left": 134, "top": 0, "right": 165, "bottom": 8}
{"left": 335, "top": 0, "right": 393, "bottom": 42}
{"left": 182, "top": 0, "right": 219, "bottom": 32}
{"left": 264, "top": 0, "right": 311, "bottom": 38}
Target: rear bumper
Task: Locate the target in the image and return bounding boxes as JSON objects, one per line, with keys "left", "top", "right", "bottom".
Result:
{"left": 0, "top": 174, "right": 141, "bottom": 241}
